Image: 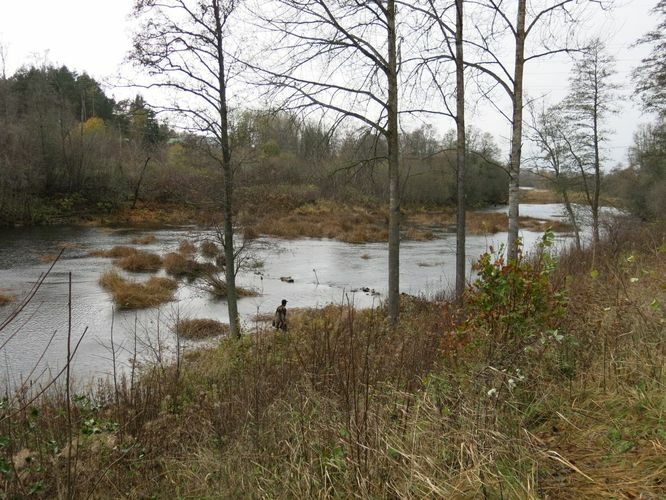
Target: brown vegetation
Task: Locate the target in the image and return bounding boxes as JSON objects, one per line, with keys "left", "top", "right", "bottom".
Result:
{"left": 5, "top": 220, "right": 664, "bottom": 499}
{"left": 178, "top": 239, "right": 197, "bottom": 256}
{"left": 89, "top": 246, "right": 138, "bottom": 258}
{"left": 98, "top": 270, "right": 177, "bottom": 309}
{"left": 246, "top": 200, "right": 390, "bottom": 242}
{"left": 113, "top": 250, "right": 163, "bottom": 273}
{"left": 163, "top": 252, "right": 192, "bottom": 276}
{"left": 176, "top": 318, "right": 229, "bottom": 339}
{"left": 519, "top": 188, "right": 563, "bottom": 203}
{"left": 163, "top": 252, "right": 218, "bottom": 279}
{"left": 200, "top": 240, "right": 219, "bottom": 258}
{"left": 0, "top": 292, "right": 15, "bottom": 306}
{"left": 103, "top": 202, "right": 213, "bottom": 227}
{"left": 131, "top": 234, "right": 158, "bottom": 245}
{"left": 201, "top": 273, "right": 257, "bottom": 299}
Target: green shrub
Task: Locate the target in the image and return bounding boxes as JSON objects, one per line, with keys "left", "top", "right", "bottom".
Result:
{"left": 461, "top": 229, "right": 567, "bottom": 364}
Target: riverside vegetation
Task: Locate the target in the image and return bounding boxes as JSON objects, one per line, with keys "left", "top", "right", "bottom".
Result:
{"left": 0, "top": 220, "right": 664, "bottom": 498}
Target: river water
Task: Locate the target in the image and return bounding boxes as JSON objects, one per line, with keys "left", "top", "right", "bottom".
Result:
{"left": 0, "top": 204, "right": 578, "bottom": 387}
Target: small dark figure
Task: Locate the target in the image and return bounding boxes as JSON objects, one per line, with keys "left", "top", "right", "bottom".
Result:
{"left": 273, "top": 299, "right": 288, "bottom": 331}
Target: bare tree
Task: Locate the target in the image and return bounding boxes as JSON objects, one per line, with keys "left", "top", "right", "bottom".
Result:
{"left": 131, "top": 0, "right": 243, "bottom": 338}
{"left": 454, "top": 0, "right": 466, "bottom": 304}
{"left": 254, "top": 0, "right": 405, "bottom": 322}
{"left": 463, "top": 0, "right": 612, "bottom": 260}
{"left": 417, "top": 0, "right": 467, "bottom": 303}
{"left": 563, "top": 38, "right": 619, "bottom": 247}
{"left": 526, "top": 104, "right": 582, "bottom": 250}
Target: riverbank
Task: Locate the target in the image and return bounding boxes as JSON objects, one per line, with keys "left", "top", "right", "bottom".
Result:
{"left": 2, "top": 187, "right": 573, "bottom": 243}
{"left": 1, "top": 219, "right": 663, "bottom": 497}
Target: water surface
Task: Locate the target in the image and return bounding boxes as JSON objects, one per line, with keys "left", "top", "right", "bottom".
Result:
{"left": 0, "top": 215, "right": 573, "bottom": 386}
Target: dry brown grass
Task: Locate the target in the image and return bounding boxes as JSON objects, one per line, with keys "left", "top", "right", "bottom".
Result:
{"left": 163, "top": 252, "right": 218, "bottom": 278}
{"left": 163, "top": 252, "right": 192, "bottom": 276}
{"left": 101, "top": 202, "right": 213, "bottom": 226}
{"left": 175, "top": 318, "right": 229, "bottom": 339}
{"left": 248, "top": 200, "right": 391, "bottom": 242}
{"left": 98, "top": 270, "right": 177, "bottom": 309}
{"left": 178, "top": 239, "right": 197, "bottom": 256}
{"left": 89, "top": 245, "right": 137, "bottom": 258}
{"left": 519, "top": 188, "right": 562, "bottom": 203}
{"left": 130, "top": 234, "right": 158, "bottom": 245}
{"left": 242, "top": 225, "right": 259, "bottom": 241}
{"left": 200, "top": 240, "right": 219, "bottom": 258}
{"left": 4, "top": 220, "right": 664, "bottom": 499}
{"left": 404, "top": 227, "right": 435, "bottom": 240}
{"left": 0, "top": 292, "right": 15, "bottom": 306}
{"left": 113, "top": 250, "right": 162, "bottom": 273}
{"left": 39, "top": 254, "right": 58, "bottom": 263}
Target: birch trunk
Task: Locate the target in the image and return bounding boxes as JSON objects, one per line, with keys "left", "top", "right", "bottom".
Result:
{"left": 387, "top": 0, "right": 401, "bottom": 323}
{"left": 507, "top": 0, "right": 526, "bottom": 261}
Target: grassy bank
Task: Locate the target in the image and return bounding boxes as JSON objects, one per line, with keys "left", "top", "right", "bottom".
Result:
{"left": 4, "top": 185, "right": 573, "bottom": 244}
{"left": 1, "top": 220, "right": 663, "bottom": 498}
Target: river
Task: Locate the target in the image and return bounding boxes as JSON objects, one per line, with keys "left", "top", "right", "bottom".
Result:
{"left": 0, "top": 203, "right": 579, "bottom": 387}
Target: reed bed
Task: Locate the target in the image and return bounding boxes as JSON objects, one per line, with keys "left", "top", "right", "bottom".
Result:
{"left": 98, "top": 270, "right": 177, "bottom": 309}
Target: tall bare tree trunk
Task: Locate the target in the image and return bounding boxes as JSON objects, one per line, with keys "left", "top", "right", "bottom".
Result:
{"left": 507, "top": 0, "right": 526, "bottom": 261}
{"left": 387, "top": 0, "right": 401, "bottom": 323}
{"left": 592, "top": 74, "right": 601, "bottom": 246}
{"left": 214, "top": 0, "right": 240, "bottom": 339}
{"left": 455, "top": 0, "right": 466, "bottom": 305}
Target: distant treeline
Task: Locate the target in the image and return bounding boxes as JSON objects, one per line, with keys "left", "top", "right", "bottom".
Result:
{"left": 0, "top": 64, "right": 510, "bottom": 225}
{"left": 604, "top": 122, "right": 666, "bottom": 221}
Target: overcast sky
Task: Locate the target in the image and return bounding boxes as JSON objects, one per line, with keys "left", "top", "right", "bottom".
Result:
{"left": 0, "top": 0, "right": 659, "bottom": 166}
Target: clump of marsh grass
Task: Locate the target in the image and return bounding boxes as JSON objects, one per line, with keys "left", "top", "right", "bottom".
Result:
{"left": 163, "top": 252, "right": 192, "bottom": 276}
{"left": 175, "top": 318, "right": 229, "bottom": 339}
{"left": 89, "top": 245, "right": 137, "bottom": 258}
{"left": 98, "top": 270, "right": 177, "bottom": 309}
{"left": 0, "top": 292, "right": 15, "bottom": 305}
{"left": 178, "top": 239, "right": 197, "bottom": 256}
{"left": 200, "top": 240, "right": 219, "bottom": 258}
{"left": 163, "top": 252, "right": 218, "bottom": 279}
{"left": 113, "top": 250, "right": 162, "bottom": 272}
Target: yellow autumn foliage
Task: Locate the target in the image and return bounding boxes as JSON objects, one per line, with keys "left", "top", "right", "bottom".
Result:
{"left": 82, "top": 116, "right": 106, "bottom": 135}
